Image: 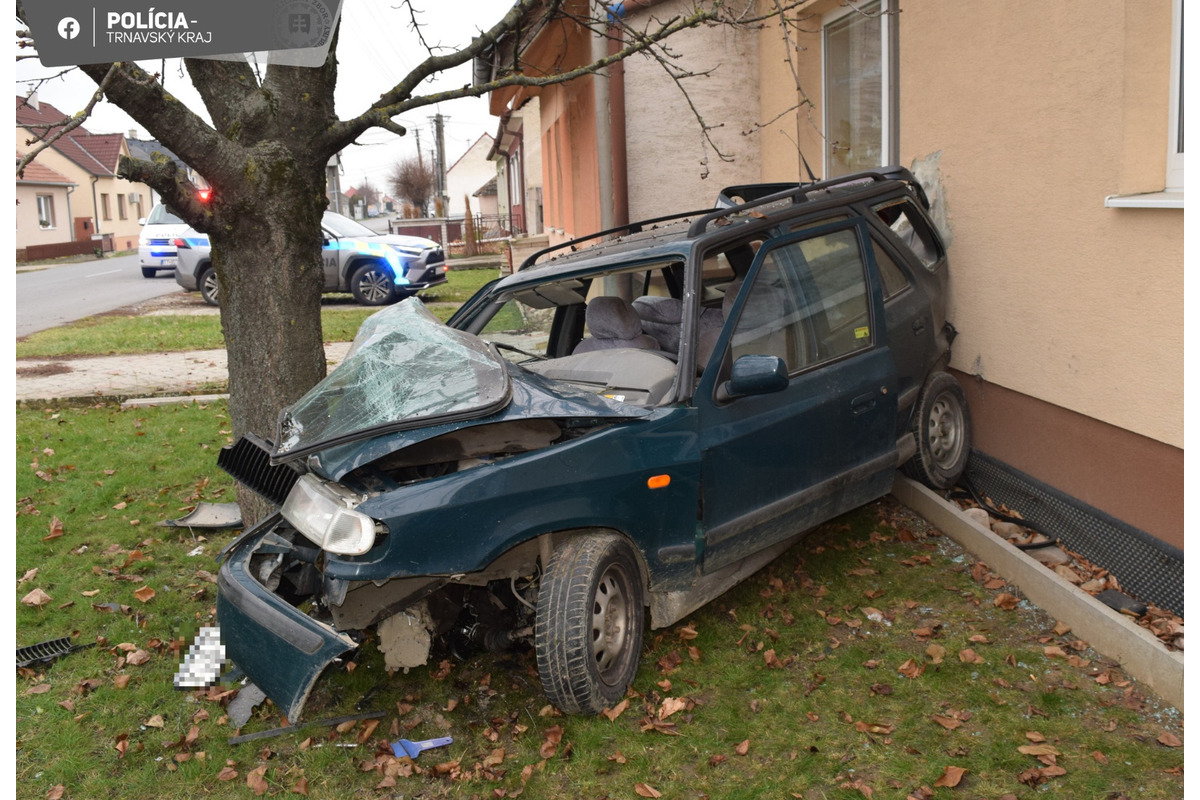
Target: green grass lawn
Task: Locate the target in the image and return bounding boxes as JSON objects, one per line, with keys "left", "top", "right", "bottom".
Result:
{"left": 15, "top": 267, "right": 499, "bottom": 360}
{"left": 15, "top": 403, "right": 1184, "bottom": 800}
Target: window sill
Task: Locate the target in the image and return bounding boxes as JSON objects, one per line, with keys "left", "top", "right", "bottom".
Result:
{"left": 1104, "top": 190, "right": 1183, "bottom": 209}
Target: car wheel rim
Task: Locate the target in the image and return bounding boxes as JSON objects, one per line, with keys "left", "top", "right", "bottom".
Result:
{"left": 591, "top": 563, "right": 632, "bottom": 681}
{"left": 927, "top": 393, "right": 964, "bottom": 469}
{"left": 203, "top": 273, "right": 218, "bottom": 302}
{"left": 359, "top": 270, "right": 391, "bottom": 303}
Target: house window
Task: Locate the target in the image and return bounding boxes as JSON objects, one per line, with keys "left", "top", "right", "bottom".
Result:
{"left": 823, "top": 0, "right": 898, "bottom": 177}
{"left": 1166, "top": 0, "right": 1183, "bottom": 191}
{"left": 36, "top": 194, "right": 56, "bottom": 229}
{"left": 118, "top": 193, "right": 127, "bottom": 220}
{"left": 101, "top": 193, "right": 111, "bottom": 220}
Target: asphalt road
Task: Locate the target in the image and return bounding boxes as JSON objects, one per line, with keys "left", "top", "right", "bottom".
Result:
{"left": 15, "top": 253, "right": 183, "bottom": 337}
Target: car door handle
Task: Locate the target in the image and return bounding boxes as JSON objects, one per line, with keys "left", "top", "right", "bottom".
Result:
{"left": 912, "top": 317, "right": 926, "bottom": 335}
{"left": 850, "top": 392, "right": 877, "bottom": 416}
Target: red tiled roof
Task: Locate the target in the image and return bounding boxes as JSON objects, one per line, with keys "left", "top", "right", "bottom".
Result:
{"left": 16, "top": 152, "right": 75, "bottom": 185}
{"left": 15, "top": 95, "right": 122, "bottom": 177}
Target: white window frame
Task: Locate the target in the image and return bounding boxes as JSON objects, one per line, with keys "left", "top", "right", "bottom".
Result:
{"left": 1105, "top": 0, "right": 1183, "bottom": 208}
{"left": 1165, "top": 0, "right": 1183, "bottom": 191}
{"left": 821, "top": 0, "right": 898, "bottom": 177}
{"left": 36, "top": 194, "right": 56, "bottom": 229}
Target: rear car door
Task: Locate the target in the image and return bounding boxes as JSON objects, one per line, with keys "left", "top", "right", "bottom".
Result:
{"left": 695, "top": 219, "right": 898, "bottom": 574}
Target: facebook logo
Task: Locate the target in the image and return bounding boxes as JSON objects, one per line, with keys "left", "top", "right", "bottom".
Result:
{"left": 57, "top": 17, "right": 80, "bottom": 39}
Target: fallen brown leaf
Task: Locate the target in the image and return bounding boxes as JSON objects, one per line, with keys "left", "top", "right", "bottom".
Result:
{"left": 734, "top": 739, "right": 750, "bottom": 756}
{"left": 635, "top": 783, "right": 662, "bottom": 798}
{"left": 933, "top": 765, "right": 968, "bottom": 788}
{"left": 21, "top": 588, "right": 52, "bottom": 607}
{"left": 993, "top": 593, "right": 1020, "bottom": 610}
{"left": 1157, "top": 732, "right": 1183, "bottom": 748}
{"left": 602, "top": 698, "right": 630, "bottom": 722}
{"left": 133, "top": 586, "right": 156, "bottom": 603}
{"left": 932, "top": 715, "right": 962, "bottom": 731}
{"left": 247, "top": 765, "right": 269, "bottom": 796}
{"left": 44, "top": 517, "right": 64, "bottom": 540}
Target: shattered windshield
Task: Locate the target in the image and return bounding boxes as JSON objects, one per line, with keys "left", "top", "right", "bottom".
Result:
{"left": 275, "top": 300, "right": 511, "bottom": 459}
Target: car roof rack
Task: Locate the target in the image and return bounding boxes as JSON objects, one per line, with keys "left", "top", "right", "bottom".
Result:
{"left": 518, "top": 207, "right": 712, "bottom": 271}
{"left": 691, "top": 166, "right": 928, "bottom": 237}
{"left": 519, "top": 167, "right": 929, "bottom": 271}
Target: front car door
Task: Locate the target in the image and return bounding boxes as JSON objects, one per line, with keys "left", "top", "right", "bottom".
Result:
{"left": 695, "top": 219, "right": 898, "bottom": 574}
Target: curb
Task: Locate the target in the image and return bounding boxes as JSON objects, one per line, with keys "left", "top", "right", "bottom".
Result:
{"left": 891, "top": 475, "right": 1183, "bottom": 711}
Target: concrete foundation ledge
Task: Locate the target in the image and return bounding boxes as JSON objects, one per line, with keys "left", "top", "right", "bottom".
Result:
{"left": 891, "top": 475, "right": 1183, "bottom": 711}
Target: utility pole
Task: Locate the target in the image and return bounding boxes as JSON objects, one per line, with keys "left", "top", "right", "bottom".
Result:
{"left": 431, "top": 113, "right": 449, "bottom": 217}
{"left": 414, "top": 128, "right": 423, "bottom": 168}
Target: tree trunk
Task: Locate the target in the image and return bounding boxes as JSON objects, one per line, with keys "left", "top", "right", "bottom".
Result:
{"left": 209, "top": 163, "right": 329, "bottom": 524}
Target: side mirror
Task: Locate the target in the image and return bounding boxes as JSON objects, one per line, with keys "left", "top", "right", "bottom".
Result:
{"left": 720, "top": 354, "right": 789, "bottom": 399}
{"left": 137, "top": 218, "right": 147, "bottom": 226}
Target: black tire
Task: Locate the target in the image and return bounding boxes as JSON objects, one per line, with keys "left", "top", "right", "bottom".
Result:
{"left": 350, "top": 262, "right": 396, "bottom": 305}
{"left": 198, "top": 265, "right": 220, "bottom": 307}
{"left": 141, "top": 266, "right": 157, "bottom": 278}
{"left": 535, "top": 533, "right": 645, "bottom": 715}
{"left": 904, "top": 371, "right": 971, "bottom": 490}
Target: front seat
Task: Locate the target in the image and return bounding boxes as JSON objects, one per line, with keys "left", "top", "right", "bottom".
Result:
{"left": 573, "top": 296, "right": 661, "bottom": 354}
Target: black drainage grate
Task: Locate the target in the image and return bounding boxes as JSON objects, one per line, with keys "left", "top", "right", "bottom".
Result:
{"left": 964, "top": 450, "right": 1183, "bottom": 616}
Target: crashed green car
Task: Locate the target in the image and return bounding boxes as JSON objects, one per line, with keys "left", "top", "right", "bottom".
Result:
{"left": 177, "top": 168, "right": 968, "bottom": 720}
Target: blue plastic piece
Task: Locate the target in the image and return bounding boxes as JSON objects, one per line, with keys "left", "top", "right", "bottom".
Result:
{"left": 390, "top": 736, "right": 453, "bottom": 759}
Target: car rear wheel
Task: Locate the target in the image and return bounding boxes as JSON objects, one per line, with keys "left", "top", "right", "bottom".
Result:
{"left": 535, "top": 533, "right": 645, "bottom": 715}
{"left": 350, "top": 262, "right": 395, "bottom": 305}
{"left": 904, "top": 371, "right": 970, "bottom": 490}
{"left": 198, "top": 265, "right": 220, "bottom": 307}
{"left": 141, "top": 267, "right": 157, "bottom": 278}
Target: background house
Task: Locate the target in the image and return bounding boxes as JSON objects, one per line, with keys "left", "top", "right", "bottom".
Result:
{"left": 15, "top": 94, "right": 151, "bottom": 253}
{"left": 15, "top": 156, "right": 76, "bottom": 258}
{"left": 484, "top": 0, "right": 1183, "bottom": 571}
{"left": 446, "top": 133, "right": 496, "bottom": 220}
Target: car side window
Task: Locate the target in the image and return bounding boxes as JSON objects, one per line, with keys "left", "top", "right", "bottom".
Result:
{"left": 871, "top": 199, "right": 941, "bottom": 271}
{"left": 728, "top": 228, "right": 872, "bottom": 374}
{"left": 871, "top": 238, "right": 912, "bottom": 300}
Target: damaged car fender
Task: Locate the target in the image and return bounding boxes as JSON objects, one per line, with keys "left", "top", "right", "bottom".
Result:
{"left": 215, "top": 515, "right": 357, "bottom": 724}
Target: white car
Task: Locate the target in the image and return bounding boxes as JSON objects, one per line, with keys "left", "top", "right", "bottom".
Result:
{"left": 137, "top": 203, "right": 190, "bottom": 278}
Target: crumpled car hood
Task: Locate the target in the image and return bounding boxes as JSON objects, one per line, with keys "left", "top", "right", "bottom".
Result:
{"left": 306, "top": 362, "right": 652, "bottom": 482}
{"left": 274, "top": 300, "right": 512, "bottom": 462}
{"left": 273, "top": 299, "right": 651, "bottom": 477}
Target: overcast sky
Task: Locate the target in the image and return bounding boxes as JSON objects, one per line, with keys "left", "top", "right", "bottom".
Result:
{"left": 15, "top": 1, "right": 506, "bottom": 193}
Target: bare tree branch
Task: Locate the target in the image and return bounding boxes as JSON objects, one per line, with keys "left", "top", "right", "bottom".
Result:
{"left": 16, "top": 63, "right": 119, "bottom": 178}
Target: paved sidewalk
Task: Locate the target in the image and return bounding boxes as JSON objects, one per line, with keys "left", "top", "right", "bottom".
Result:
{"left": 15, "top": 342, "right": 352, "bottom": 402}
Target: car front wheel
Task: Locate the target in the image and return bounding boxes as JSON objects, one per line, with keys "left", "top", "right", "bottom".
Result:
{"left": 535, "top": 533, "right": 645, "bottom": 715}
{"left": 141, "top": 267, "right": 157, "bottom": 278}
{"left": 905, "top": 371, "right": 971, "bottom": 490}
{"left": 350, "top": 262, "right": 396, "bottom": 305}
{"left": 198, "top": 265, "right": 220, "bottom": 306}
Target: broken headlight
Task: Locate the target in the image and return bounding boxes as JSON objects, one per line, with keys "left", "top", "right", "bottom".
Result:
{"left": 281, "top": 473, "right": 379, "bottom": 555}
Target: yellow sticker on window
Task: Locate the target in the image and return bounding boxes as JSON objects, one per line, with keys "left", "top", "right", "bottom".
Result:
{"left": 855, "top": 326, "right": 870, "bottom": 340}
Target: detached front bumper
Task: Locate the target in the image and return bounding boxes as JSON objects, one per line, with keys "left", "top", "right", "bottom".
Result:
{"left": 210, "top": 515, "right": 356, "bottom": 722}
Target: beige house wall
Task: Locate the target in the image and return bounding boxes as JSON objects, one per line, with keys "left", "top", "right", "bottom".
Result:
{"left": 757, "top": 0, "right": 1182, "bottom": 544}
{"left": 623, "top": 0, "right": 763, "bottom": 220}
{"left": 15, "top": 183, "right": 73, "bottom": 248}
{"left": 15, "top": 129, "right": 148, "bottom": 250}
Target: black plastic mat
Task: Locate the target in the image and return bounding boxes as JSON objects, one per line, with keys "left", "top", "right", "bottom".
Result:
{"left": 963, "top": 451, "right": 1183, "bottom": 616}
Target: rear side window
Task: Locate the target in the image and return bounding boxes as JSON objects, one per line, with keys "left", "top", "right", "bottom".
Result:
{"left": 870, "top": 239, "right": 911, "bottom": 300}
{"left": 146, "top": 204, "right": 184, "bottom": 225}
{"left": 871, "top": 199, "right": 941, "bottom": 271}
